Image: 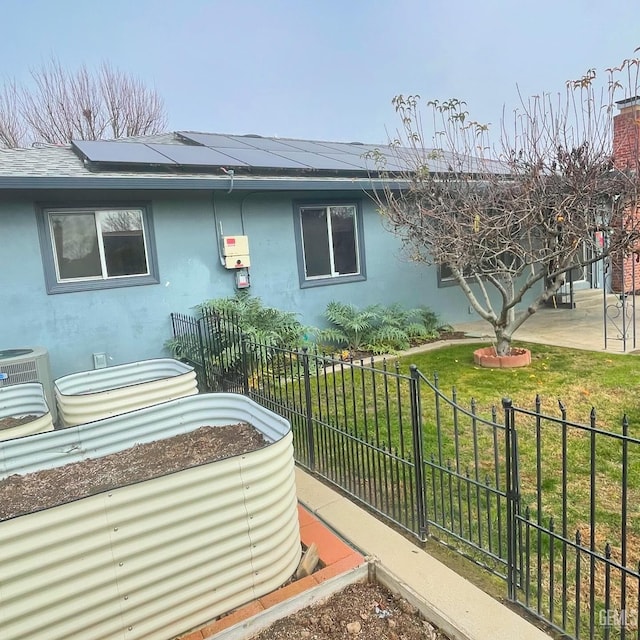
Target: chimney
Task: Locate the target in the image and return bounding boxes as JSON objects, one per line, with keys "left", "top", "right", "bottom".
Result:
{"left": 613, "top": 96, "right": 640, "bottom": 170}
{"left": 611, "top": 97, "right": 640, "bottom": 294}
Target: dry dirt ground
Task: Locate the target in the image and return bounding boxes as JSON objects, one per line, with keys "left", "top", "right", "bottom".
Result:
{"left": 0, "top": 414, "right": 38, "bottom": 431}
{"left": 250, "top": 582, "right": 450, "bottom": 640}
{"left": 0, "top": 423, "right": 266, "bottom": 520}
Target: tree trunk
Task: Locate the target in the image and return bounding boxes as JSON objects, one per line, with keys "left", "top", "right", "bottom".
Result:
{"left": 494, "top": 329, "right": 512, "bottom": 356}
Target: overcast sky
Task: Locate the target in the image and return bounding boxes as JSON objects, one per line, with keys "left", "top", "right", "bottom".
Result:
{"left": 1, "top": 0, "right": 638, "bottom": 144}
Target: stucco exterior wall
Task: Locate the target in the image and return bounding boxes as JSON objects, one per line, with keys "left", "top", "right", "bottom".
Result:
{"left": 0, "top": 188, "right": 472, "bottom": 378}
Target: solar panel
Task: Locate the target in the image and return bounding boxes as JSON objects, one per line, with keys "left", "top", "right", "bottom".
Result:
{"left": 366, "top": 150, "right": 412, "bottom": 172}
{"left": 176, "top": 132, "right": 255, "bottom": 149}
{"left": 220, "top": 148, "right": 309, "bottom": 169}
{"left": 72, "top": 140, "right": 175, "bottom": 164}
{"left": 228, "top": 136, "right": 302, "bottom": 152}
{"left": 393, "top": 148, "right": 445, "bottom": 172}
{"left": 272, "top": 139, "right": 347, "bottom": 153}
{"left": 270, "top": 150, "right": 367, "bottom": 171}
{"left": 312, "top": 141, "right": 372, "bottom": 156}
{"left": 320, "top": 153, "right": 376, "bottom": 170}
{"left": 147, "top": 144, "right": 249, "bottom": 167}
{"left": 284, "top": 142, "right": 407, "bottom": 172}
{"left": 71, "top": 132, "right": 428, "bottom": 172}
{"left": 384, "top": 148, "right": 504, "bottom": 173}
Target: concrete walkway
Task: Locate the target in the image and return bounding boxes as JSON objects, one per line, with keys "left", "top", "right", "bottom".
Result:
{"left": 295, "top": 468, "right": 549, "bottom": 640}
{"left": 453, "top": 289, "right": 640, "bottom": 353}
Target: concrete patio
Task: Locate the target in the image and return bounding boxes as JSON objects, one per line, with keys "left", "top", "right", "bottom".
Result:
{"left": 453, "top": 289, "right": 640, "bottom": 354}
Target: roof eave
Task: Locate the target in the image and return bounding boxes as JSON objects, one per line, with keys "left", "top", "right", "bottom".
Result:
{"left": 0, "top": 176, "right": 408, "bottom": 192}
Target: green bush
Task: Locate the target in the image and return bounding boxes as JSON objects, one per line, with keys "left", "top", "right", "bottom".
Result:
{"left": 316, "top": 301, "right": 446, "bottom": 355}
{"left": 167, "top": 292, "right": 309, "bottom": 390}
{"left": 198, "top": 291, "right": 307, "bottom": 349}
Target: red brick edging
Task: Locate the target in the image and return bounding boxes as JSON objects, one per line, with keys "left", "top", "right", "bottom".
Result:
{"left": 178, "top": 504, "right": 366, "bottom": 639}
{"left": 473, "top": 346, "right": 532, "bottom": 368}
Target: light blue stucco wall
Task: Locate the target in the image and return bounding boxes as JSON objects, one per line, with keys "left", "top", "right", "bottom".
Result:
{"left": 0, "top": 188, "right": 472, "bottom": 378}
{"left": 214, "top": 190, "right": 472, "bottom": 328}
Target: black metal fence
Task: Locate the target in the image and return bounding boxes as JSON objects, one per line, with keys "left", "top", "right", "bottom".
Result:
{"left": 510, "top": 400, "right": 640, "bottom": 639}
{"left": 169, "top": 308, "right": 640, "bottom": 640}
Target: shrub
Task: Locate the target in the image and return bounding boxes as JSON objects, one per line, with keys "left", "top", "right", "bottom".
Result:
{"left": 198, "top": 291, "right": 306, "bottom": 349}
{"left": 167, "top": 292, "right": 309, "bottom": 390}
{"left": 316, "top": 301, "right": 445, "bottom": 355}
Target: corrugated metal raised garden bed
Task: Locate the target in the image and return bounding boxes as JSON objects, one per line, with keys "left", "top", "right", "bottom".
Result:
{"left": 0, "top": 382, "right": 54, "bottom": 441}
{"left": 0, "top": 393, "right": 300, "bottom": 640}
{"left": 54, "top": 357, "right": 198, "bottom": 426}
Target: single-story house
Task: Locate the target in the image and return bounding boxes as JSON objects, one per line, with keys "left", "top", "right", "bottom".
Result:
{"left": 0, "top": 131, "right": 503, "bottom": 380}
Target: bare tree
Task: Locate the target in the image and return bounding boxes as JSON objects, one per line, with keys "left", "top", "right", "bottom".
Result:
{"left": 99, "top": 64, "right": 166, "bottom": 139}
{"left": 0, "top": 59, "right": 167, "bottom": 147}
{"left": 375, "top": 59, "right": 640, "bottom": 356}
{"left": 0, "top": 80, "right": 26, "bottom": 147}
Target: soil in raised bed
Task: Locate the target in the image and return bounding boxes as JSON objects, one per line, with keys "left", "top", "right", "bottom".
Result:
{"left": 250, "top": 581, "right": 450, "bottom": 640}
{"left": 0, "top": 423, "right": 267, "bottom": 521}
{"left": 0, "top": 415, "right": 40, "bottom": 431}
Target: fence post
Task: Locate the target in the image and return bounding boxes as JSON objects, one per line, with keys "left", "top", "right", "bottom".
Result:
{"left": 301, "top": 348, "right": 315, "bottom": 470}
{"left": 503, "top": 397, "right": 519, "bottom": 601}
{"left": 195, "top": 317, "right": 209, "bottom": 392}
{"left": 409, "top": 365, "right": 428, "bottom": 539}
{"left": 240, "top": 335, "right": 250, "bottom": 396}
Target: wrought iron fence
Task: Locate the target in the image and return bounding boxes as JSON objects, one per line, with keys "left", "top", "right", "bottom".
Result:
{"left": 509, "top": 399, "right": 640, "bottom": 639}
{"left": 248, "top": 338, "right": 426, "bottom": 537}
{"left": 415, "top": 369, "right": 512, "bottom": 578}
{"left": 169, "top": 311, "right": 247, "bottom": 393}
{"left": 169, "top": 308, "right": 640, "bottom": 640}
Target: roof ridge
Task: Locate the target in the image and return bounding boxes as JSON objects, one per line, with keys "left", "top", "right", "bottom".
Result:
{"left": 0, "top": 142, "right": 71, "bottom": 153}
{"left": 98, "top": 132, "right": 177, "bottom": 144}
{"left": 175, "top": 130, "right": 390, "bottom": 147}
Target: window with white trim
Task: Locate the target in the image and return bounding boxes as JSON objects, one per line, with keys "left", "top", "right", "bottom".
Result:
{"left": 295, "top": 203, "right": 365, "bottom": 286}
{"left": 437, "top": 263, "right": 458, "bottom": 286}
{"left": 437, "top": 251, "right": 522, "bottom": 288}
{"left": 38, "top": 205, "right": 159, "bottom": 293}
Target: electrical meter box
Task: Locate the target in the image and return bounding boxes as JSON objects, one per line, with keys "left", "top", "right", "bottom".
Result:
{"left": 222, "top": 235, "right": 249, "bottom": 257}
{"left": 222, "top": 235, "right": 250, "bottom": 269}
{"left": 224, "top": 255, "right": 251, "bottom": 269}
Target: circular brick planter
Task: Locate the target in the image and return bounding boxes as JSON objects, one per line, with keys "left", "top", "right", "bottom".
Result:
{"left": 473, "top": 346, "right": 532, "bottom": 369}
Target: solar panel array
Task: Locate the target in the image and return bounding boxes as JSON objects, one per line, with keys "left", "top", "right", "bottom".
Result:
{"left": 71, "top": 132, "right": 506, "bottom": 174}
{"left": 71, "top": 133, "right": 423, "bottom": 173}
{"left": 72, "top": 140, "right": 174, "bottom": 165}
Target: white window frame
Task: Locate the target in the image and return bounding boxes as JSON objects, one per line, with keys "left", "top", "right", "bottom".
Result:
{"left": 37, "top": 203, "right": 160, "bottom": 294}
{"left": 294, "top": 201, "right": 366, "bottom": 288}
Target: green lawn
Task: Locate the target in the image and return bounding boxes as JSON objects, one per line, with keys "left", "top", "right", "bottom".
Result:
{"left": 402, "top": 342, "right": 640, "bottom": 544}
{"left": 252, "top": 339, "right": 640, "bottom": 637}
{"left": 278, "top": 341, "right": 640, "bottom": 636}
{"left": 393, "top": 341, "right": 640, "bottom": 635}
{"left": 398, "top": 340, "right": 640, "bottom": 432}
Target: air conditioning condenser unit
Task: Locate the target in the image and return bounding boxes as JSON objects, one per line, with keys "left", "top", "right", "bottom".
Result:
{"left": 0, "top": 347, "right": 57, "bottom": 424}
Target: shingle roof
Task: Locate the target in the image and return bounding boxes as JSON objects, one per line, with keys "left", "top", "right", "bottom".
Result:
{"left": 0, "top": 131, "right": 506, "bottom": 190}
{"left": 0, "top": 142, "right": 393, "bottom": 192}
{"left": 0, "top": 145, "right": 86, "bottom": 178}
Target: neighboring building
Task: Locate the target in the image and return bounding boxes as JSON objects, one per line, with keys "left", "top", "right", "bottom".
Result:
{"left": 0, "top": 132, "right": 475, "bottom": 378}
{"left": 612, "top": 97, "right": 640, "bottom": 293}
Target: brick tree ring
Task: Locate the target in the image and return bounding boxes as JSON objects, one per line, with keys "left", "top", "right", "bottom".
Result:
{"left": 473, "top": 346, "right": 532, "bottom": 368}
